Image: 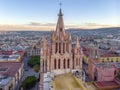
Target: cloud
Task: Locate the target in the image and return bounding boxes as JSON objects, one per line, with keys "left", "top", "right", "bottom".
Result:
{"left": 0, "top": 24, "right": 54, "bottom": 31}
{"left": 84, "top": 23, "right": 110, "bottom": 27}
{"left": 0, "top": 22, "right": 81, "bottom": 31}
{"left": 0, "top": 22, "right": 57, "bottom": 31}
{"left": 65, "top": 24, "right": 80, "bottom": 29}
{"left": 27, "top": 22, "right": 56, "bottom": 26}
{"left": 80, "top": 23, "right": 120, "bottom": 29}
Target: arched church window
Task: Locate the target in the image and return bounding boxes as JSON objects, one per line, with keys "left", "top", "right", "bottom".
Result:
{"left": 54, "top": 59, "right": 56, "bottom": 69}
{"left": 114, "top": 70, "right": 116, "bottom": 75}
{"left": 76, "top": 58, "right": 78, "bottom": 65}
{"left": 63, "top": 43, "right": 65, "bottom": 53}
{"left": 56, "top": 43, "right": 58, "bottom": 53}
{"left": 79, "top": 58, "right": 81, "bottom": 65}
{"left": 66, "top": 43, "right": 69, "bottom": 52}
{"left": 94, "top": 70, "right": 98, "bottom": 81}
{"left": 45, "top": 60, "right": 47, "bottom": 71}
{"left": 67, "top": 59, "right": 69, "bottom": 68}
{"left": 64, "top": 59, "right": 66, "bottom": 69}
{"left": 42, "top": 60, "right": 44, "bottom": 71}
{"left": 59, "top": 43, "right": 61, "bottom": 53}
{"left": 58, "top": 59, "right": 60, "bottom": 69}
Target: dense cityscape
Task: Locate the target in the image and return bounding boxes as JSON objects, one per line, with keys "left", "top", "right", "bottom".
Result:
{"left": 0, "top": 0, "right": 120, "bottom": 90}
{"left": 0, "top": 23, "right": 120, "bottom": 90}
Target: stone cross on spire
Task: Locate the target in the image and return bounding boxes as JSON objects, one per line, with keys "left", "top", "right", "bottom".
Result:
{"left": 59, "top": 2, "right": 62, "bottom": 9}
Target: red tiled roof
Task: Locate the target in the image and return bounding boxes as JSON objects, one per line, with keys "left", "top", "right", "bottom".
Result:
{"left": 95, "top": 81, "right": 118, "bottom": 86}
{"left": 0, "top": 50, "right": 25, "bottom": 56}
{"left": 100, "top": 53, "right": 118, "bottom": 57}
{"left": 0, "top": 62, "right": 22, "bottom": 77}
{"left": 14, "top": 51, "right": 25, "bottom": 55}
{"left": 0, "top": 50, "right": 13, "bottom": 55}
{"left": 94, "top": 81, "right": 120, "bottom": 89}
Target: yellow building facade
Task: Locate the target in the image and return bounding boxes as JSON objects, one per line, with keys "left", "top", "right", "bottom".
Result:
{"left": 83, "top": 54, "right": 120, "bottom": 64}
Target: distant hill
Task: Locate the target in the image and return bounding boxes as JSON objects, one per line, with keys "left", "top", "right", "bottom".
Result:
{"left": 67, "top": 27, "right": 120, "bottom": 31}
{"left": 2, "top": 27, "right": 120, "bottom": 38}
{"left": 66, "top": 27, "right": 120, "bottom": 37}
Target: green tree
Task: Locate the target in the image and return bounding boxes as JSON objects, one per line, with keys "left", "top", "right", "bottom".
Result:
{"left": 28, "top": 55, "right": 40, "bottom": 67}
{"left": 20, "top": 76, "right": 36, "bottom": 90}
{"left": 34, "top": 64, "right": 39, "bottom": 73}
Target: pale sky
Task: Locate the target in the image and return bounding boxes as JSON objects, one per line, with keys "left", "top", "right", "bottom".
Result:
{"left": 0, "top": 0, "right": 120, "bottom": 31}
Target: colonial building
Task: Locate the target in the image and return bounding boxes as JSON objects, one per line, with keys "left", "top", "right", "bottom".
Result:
{"left": 87, "top": 42, "right": 120, "bottom": 90}
{"left": 27, "top": 46, "right": 40, "bottom": 56}
{"left": 0, "top": 62, "right": 23, "bottom": 90}
{"left": 83, "top": 42, "right": 120, "bottom": 64}
{"left": 40, "top": 8, "right": 82, "bottom": 90}
{"left": 27, "top": 41, "right": 40, "bottom": 56}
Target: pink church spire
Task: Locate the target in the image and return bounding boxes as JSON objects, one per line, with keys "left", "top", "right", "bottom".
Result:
{"left": 76, "top": 36, "right": 80, "bottom": 48}
{"left": 56, "top": 7, "right": 66, "bottom": 36}
{"left": 42, "top": 36, "right": 47, "bottom": 49}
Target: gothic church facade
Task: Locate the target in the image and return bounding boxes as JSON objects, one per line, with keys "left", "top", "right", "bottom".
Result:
{"left": 40, "top": 9, "right": 82, "bottom": 75}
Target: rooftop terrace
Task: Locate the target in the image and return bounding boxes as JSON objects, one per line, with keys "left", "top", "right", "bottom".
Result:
{"left": 0, "top": 62, "right": 22, "bottom": 77}
{"left": 94, "top": 80, "right": 120, "bottom": 90}
{"left": 0, "top": 55, "right": 20, "bottom": 62}
{"left": 51, "top": 73, "right": 96, "bottom": 90}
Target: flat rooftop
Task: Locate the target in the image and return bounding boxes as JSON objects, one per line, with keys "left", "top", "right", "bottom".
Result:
{"left": 0, "top": 62, "right": 22, "bottom": 77}
{"left": 0, "top": 55, "right": 20, "bottom": 62}
{"left": 0, "top": 75, "right": 12, "bottom": 86}
{"left": 94, "top": 80, "right": 120, "bottom": 90}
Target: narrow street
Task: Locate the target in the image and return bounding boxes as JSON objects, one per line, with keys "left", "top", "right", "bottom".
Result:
{"left": 15, "top": 56, "right": 39, "bottom": 90}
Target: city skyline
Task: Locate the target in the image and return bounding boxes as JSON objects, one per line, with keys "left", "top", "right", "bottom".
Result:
{"left": 0, "top": 0, "right": 120, "bottom": 31}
